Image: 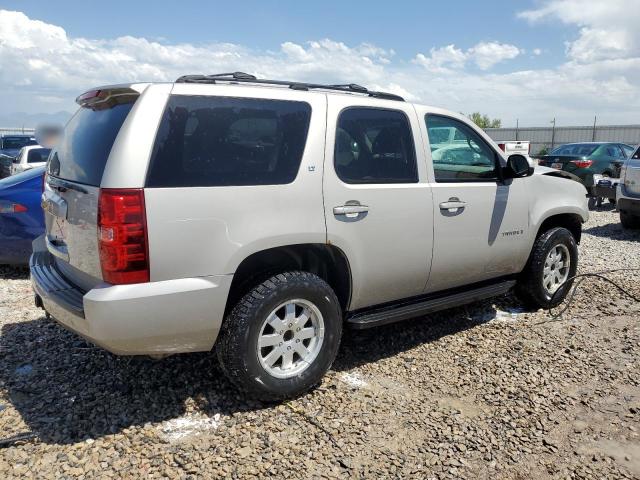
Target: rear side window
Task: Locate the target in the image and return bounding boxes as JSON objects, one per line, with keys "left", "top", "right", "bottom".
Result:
{"left": 27, "top": 148, "right": 51, "bottom": 163}
{"left": 334, "top": 108, "right": 418, "bottom": 184}
{"left": 48, "top": 102, "right": 135, "bottom": 185}
{"left": 146, "top": 95, "right": 312, "bottom": 187}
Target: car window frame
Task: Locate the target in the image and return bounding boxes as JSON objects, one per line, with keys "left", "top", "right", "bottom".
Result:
{"left": 333, "top": 106, "right": 419, "bottom": 185}
{"left": 146, "top": 94, "right": 313, "bottom": 188}
{"left": 425, "top": 113, "right": 503, "bottom": 184}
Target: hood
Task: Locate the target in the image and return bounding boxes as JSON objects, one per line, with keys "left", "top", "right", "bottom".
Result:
{"left": 534, "top": 165, "right": 583, "bottom": 183}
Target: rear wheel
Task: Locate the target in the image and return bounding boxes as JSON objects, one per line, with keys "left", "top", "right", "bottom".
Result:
{"left": 620, "top": 210, "right": 640, "bottom": 229}
{"left": 217, "top": 272, "right": 342, "bottom": 401}
{"left": 515, "top": 227, "right": 578, "bottom": 309}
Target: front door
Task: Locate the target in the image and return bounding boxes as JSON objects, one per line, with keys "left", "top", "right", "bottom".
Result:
{"left": 418, "top": 112, "right": 530, "bottom": 293}
{"left": 323, "top": 97, "right": 433, "bottom": 310}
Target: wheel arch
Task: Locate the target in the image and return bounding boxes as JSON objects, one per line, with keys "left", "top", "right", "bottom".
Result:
{"left": 536, "top": 213, "right": 583, "bottom": 244}
{"left": 224, "top": 243, "right": 352, "bottom": 317}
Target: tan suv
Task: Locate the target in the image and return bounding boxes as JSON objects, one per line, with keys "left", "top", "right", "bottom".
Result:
{"left": 32, "top": 73, "right": 588, "bottom": 399}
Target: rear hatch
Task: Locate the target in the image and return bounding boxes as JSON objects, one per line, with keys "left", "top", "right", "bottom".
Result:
{"left": 622, "top": 148, "right": 640, "bottom": 197}
{"left": 42, "top": 87, "right": 139, "bottom": 290}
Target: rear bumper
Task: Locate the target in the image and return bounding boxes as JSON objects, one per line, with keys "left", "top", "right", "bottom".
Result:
{"left": 30, "top": 238, "right": 232, "bottom": 355}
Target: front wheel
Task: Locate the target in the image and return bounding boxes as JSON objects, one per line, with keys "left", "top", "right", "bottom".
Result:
{"left": 217, "top": 272, "right": 342, "bottom": 401}
{"left": 515, "top": 227, "right": 578, "bottom": 309}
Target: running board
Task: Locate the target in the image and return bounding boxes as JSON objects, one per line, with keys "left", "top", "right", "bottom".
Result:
{"left": 347, "top": 280, "right": 516, "bottom": 329}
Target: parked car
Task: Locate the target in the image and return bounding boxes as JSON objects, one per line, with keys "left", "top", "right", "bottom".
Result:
{"left": 32, "top": 74, "right": 588, "bottom": 400}
{"left": 617, "top": 145, "right": 640, "bottom": 229}
{"left": 0, "top": 134, "right": 37, "bottom": 178}
{"left": 10, "top": 145, "right": 51, "bottom": 176}
{"left": 537, "top": 142, "right": 634, "bottom": 190}
{"left": 0, "top": 166, "right": 46, "bottom": 264}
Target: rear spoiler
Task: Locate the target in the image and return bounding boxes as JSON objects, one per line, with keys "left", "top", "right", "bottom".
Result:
{"left": 75, "top": 84, "right": 148, "bottom": 109}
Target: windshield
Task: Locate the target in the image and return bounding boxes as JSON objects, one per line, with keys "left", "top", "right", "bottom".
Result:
{"left": 550, "top": 144, "right": 598, "bottom": 156}
{"left": 1, "top": 136, "right": 37, "bottom": 150}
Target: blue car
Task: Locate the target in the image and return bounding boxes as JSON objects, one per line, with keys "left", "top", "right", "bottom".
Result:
{"left": 0, "top": 166, "right": 45, "bottom": 264}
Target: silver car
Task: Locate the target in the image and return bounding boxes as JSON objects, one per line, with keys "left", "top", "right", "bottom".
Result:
{"left": 617, "top": 145, "right": 640, "bottom": 229}
{"left": 31, "top": 73, "right": 588, "bottom": 400}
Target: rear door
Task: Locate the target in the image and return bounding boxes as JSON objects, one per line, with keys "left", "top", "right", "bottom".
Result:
{"left": 323, "top": 97, "right": 433, "bottom": 310}
{"left": 43, "top": 88, "right": 142, "bottom": 288}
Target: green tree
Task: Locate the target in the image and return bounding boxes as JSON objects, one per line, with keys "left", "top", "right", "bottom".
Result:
{"left": 469, "top": 112, "right": 502, "bottom": 129}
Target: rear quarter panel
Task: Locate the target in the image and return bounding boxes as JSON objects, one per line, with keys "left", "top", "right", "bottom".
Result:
{"left": 143, "top": 85, "right": 328, "bottom": 280}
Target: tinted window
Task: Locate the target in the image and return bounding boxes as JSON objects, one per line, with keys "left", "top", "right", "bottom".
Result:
{"left": 551, "top": 144, "right": 598, "bottom": 156}
{"left": 1, "top": 136, "right": 36, "bottom": 150}
{"left": 622, "top": 144, "right": 635, "bottom": 157}
{"left": 146, "top": 95, "right": 311, "bottom": 187}
{"left": 605, "top": 145, "right": 625, "bottom": 159}
{"left": 633, "top": 147, "right": 640, "bottom": 160}
{"left": 426, "top": 115, "right": 498, "bottom": 182}
{"left": 48, "top": 101, "right": 135, "bottom": 185}
{"left": 334, "top": 108, "right": 417, "bottom": 184}
{"left": 27, "top": 148, "right": 51, "bottom": 163}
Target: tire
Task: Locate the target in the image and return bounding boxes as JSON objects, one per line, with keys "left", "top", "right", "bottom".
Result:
{"left": 515, "top": 227, "right": 578, "bottom": 309}
{"left": 217, "top": 271, "right": 342, "bottom": 401}
{"left": 620, "top": 211, "right": 640, "bottom": 229}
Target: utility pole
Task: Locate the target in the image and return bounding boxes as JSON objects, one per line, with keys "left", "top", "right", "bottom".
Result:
{"left": 550, "top": 118, "right": 556, "bottom": 151}
{"left": 516, "top": 119, "right": 519, "bottom": 141}
{"left": 592, "top": 115, "right": 597, "bottom": 142}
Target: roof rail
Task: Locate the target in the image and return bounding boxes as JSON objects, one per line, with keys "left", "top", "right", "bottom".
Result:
{"left": 175, "top": 72, "right": 405, "bottom": 101}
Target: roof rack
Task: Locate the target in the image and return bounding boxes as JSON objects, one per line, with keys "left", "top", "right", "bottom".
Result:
{"left": 175, "top": 72, "right": 405, "bottom": 101}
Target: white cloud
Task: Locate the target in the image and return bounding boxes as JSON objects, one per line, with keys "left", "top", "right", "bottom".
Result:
{"left": 468, "top": 42, "right": 521, "bottom": 70}
{"left": 413, "top": 42, "right": 521, "bottom": 72}
{"left": 0, "top": 8, "right": 639, "bottom": 126}
{"left": 518, "top": 0, "right": 640, "bottom": 63}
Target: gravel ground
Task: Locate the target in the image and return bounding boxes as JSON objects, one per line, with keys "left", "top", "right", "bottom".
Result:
{"left": 1, "top": 207, "right": 639, "bottom": 479}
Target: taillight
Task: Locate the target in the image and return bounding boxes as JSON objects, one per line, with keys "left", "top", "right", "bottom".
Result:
{"left": 497, "top": 143, "right": 505, "bottom": 152}
{"left": 570, "top": 159, "right": 593, "bottom": 168}
{"left": 98, "top": 188, "right": 149, "bottom": 284}
{"left": 0, "top": 201, "right": 28, "bottom": 214}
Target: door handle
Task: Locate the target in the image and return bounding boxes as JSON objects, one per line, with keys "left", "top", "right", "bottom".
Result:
{"left": 333, "top": 204, "right": 369, "bottom": 216}
{"left": 439, "top": 198, "right": 467, "bottom": 210}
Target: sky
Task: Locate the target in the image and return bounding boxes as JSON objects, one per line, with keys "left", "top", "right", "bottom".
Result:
{"left": 0, "top": 0, "right": 639, "bottom": 127}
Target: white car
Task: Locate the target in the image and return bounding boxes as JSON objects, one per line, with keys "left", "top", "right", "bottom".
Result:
{"left": 10, "top": 145, "right": 51, "bottom": 175}
{"left": 617, "top": 145, "right": 640, "bottom": 228}
{"left": 32, "top": 73, "right": 588, "bottom": 399}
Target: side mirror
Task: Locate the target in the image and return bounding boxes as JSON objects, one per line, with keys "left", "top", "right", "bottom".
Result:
{"left": 504, "top": 154, "right": 534, "bottom": 179}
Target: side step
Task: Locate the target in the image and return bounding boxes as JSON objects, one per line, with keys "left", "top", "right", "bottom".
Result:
{"left": 347, "top": 280, "right": 516, "bottom": 329}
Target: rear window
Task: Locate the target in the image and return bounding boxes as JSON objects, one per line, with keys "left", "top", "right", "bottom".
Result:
{"left": 550, "top": 144, "right": 598, "bottom": 156}
{"left": 146, "top": 95, "right": 311, "bottom": 187}
{"left": 27, "top": 148, "right": 51, "bottom": 163}
{"left": 47, "top": 102, "right": 135, "bottom": 186}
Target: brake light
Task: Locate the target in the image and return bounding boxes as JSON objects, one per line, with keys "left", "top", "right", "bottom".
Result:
{"left": 98, "top": 188, "right": 149, "bottom": 284}
{"left": 570, "top": 159, "right": 593, "bottom": 168}
{"left": 497, "top": 143, "right": 505, "bottom": 152}
{"left": 0, "top": 201, "right": 28, "bottom": 213}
